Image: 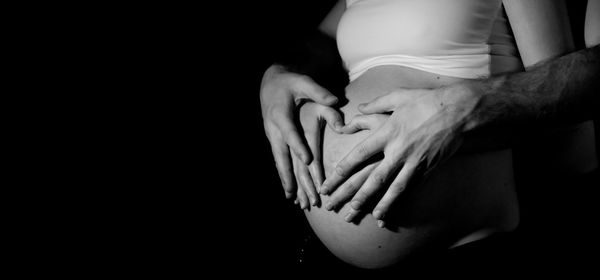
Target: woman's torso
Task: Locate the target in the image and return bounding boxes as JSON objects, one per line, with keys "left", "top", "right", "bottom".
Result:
{"left": 304, "top": 66, "right": 520, "bottom": 269}
{"left": 303, "top": 0, "right": 596, "bottom": 269}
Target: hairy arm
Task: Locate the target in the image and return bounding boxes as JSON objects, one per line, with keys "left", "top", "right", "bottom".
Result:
{"left": 458, "top": 0, "right": 598, "bottom": 151}
{"left": 464, "top": 44, "right": 599, "bottom": 134}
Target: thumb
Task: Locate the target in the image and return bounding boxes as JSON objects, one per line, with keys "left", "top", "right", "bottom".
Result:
{"left": 297, "top": 77, "right": 338, "bottom": 105}
{"left": 357, "top": 92, "right": 399, "bottom": 114}
{"left": 340, "top": 114, "right": 388, "bottom": 134}
{"left": 318, "top": 105, "right": 344, "bottom": 132}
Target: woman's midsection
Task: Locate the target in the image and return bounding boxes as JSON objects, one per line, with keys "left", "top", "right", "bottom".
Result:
{"left": 303, "top": 65, "right": 519, "bottom": 268}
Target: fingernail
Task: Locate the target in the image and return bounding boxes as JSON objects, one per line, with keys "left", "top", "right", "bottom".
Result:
{"left": 325, "top": 201, "right": 333, "bottom": 211}
{"left": 350, "top": 200, "right": 361, "bottom": 210}
{"left": 344, "top": 212, "right": 353, "bottom": 222}
{"left": 294, "top": 199, "right": 298, "bottom": 205}
{"left": 285, "top": 191, "right": 292, "bottom": 199}
{"left": 327, "top": 96, "right": 338, "bottom": 103}
{"left": 309, "top": 196, "right": 316, "bottom": 206}
{"left": 377, "top": 220, "right": 385, "bottom": 228}
{"left": 334, "top": 121, "right": 343, "bottom": 130}
{"left": 301, "top": 154, "right": 310, "bottom": 164}
{"left": 373, "top": 210, "right": 382, "bottom": 220}
{"left": 358, "top": 104, "right": 366, "bottom": 110}
{"left": 320, "top": 184, "right": 329, "bottom": 195}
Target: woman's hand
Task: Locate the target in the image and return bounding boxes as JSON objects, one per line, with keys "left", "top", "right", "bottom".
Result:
{"left": 293, "top": 102, "right": 344, "bottom": 209}
{"left": 260, "top": 64, "right": 341, "bottom": 201}
{"left": 320, "top": 85, "right": 480, "bottom": 226}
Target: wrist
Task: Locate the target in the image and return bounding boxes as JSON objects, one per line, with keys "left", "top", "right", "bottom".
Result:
{"left": 441, "top": 81, "right": 486, "bottom": 133}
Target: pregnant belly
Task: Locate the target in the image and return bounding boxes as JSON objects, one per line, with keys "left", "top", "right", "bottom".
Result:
{"left": 303, "top": 66, "right": 519, "bottom": 269}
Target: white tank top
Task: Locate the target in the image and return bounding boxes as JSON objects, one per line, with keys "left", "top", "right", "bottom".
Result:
{"left": 337, "top": 0, "right": 523, "bottom": 81}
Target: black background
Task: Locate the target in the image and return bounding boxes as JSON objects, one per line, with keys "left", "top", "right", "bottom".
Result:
{"left": 95, "top": 0, "right": 342, "bottom": 275}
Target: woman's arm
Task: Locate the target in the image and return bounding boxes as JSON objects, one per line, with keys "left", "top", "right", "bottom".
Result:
{"left": 318, "top": 0, "right": 345, "bottom": 39}
{"left": 455, "top": 0, "right": 580, "bottom": 151}
{"left": 260, "top": 0, "right": 346, "bottom": 206}
{"left": 585, "top": 0, "right": 600, "bottom": 47}
{"left": 503, "top": 0, "right": 574, "bottom": 68}
{"left": 465, "top": 0, "right": 599, "bottom": 130}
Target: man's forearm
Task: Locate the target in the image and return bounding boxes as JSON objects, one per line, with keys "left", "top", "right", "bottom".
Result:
{"left": 467, "top": 45, "right": 599, "bottom": 132}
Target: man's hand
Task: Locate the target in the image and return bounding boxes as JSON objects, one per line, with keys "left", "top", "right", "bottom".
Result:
{"left": 320, "top": 85, "right": 480, "bottom": 226}
{"left": 261, "top": 64, "right": 341, "bottom": 201}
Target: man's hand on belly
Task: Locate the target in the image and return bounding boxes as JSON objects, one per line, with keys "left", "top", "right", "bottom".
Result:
{"left": 319, "top": 85, "right": 479, "bottom": 227}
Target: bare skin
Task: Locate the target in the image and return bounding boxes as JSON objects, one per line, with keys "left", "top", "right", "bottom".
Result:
{"left": 321, "top": 44, "right": 600, "bottom": 225}
{"left": 260, "top": 65, "right": 343, "bottom": 207}
{"left": 319, "top": 0, "right": 600, "bottom": 225}
{"left": 260, "top": 0, "right": 599, "bottom": 225}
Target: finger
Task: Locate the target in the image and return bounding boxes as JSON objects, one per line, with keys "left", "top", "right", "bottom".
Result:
{"left": 325, "top": 162, "right": 378, "bottom": 211}
{"left": 292, "top": 155, "right": 309, "bottom": 209}
{"left": 344, "top": 207, "right": 361, "bottom": 223}
{"left": 296, "top": 76, "right": 339, "bottom": 105}
{"left": 269, "top": 135, "right": 296, "bottom": 199}
{"left": 372, "top": 157, "right": 419, "bottom": 223}
{"left": 340, "top": 114, "right": 388, "bottom": 134}
{"left": 297, "top": 180, "right": 310, "bottom": 210}
{"left": 309, "top": 161, "right": 325, "bottom": 192}
{"left": 319, "top": 105, "right": 344, "bottom": 132}
{"left": 301, "top": 165, "right": 320, "bottom": 206}
{"left": 304, "top": 119, "right": 325, "bottom": 190}
{"left": 294, "top": 153, "right": 319, "bottom": 206}
{"left": 348, "top": 157, "right": 399, "bottom": 212}
{"left": 357, "top": 93, "right": 400, "bottom": 114}
{"left": 320, "top": 133, "right": 387, "bottom": 195}
{"left": 272, "top": 108, "right": 312, "bottom": 164}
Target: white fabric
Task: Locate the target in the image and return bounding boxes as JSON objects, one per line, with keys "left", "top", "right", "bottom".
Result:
{"left": 337, "top": 0, "right": 521, "bottom": 81}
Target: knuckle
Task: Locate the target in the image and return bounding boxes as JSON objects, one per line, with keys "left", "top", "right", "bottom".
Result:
{"left": 393, "top": 183, "right": 407, "bottom": 194}
{"left": 282, "top": 130, "right": 297, "bottom": 144}
{"left": 270, "top": 106, "right": 286, "bottom": 120}
{"left": 372, "top": 172, "right": 387, "bottom": 184}
{"left": 356, "top": 144, "right": 370, "bottom": 158}
{"left": 293, "top": 75, "right": 312, "bottom": 88}
{"left": 389, "top": 185, "right": 402, "bottom": 194}
{"left": 388, "top": 178, "right": 407, "bottom": 194}
{"left": 288, "top": 139, "right": 302, "bottom": 152}
{"left": 341, "top": 180, "right": 356, "bottom": 193}
{"left": 334, "top": 165, "right": 346, "bottom": 177}
{"left": 354, "top": 191, "right": 366, "bottom": 202}
{"left": 298, "top": 74, "right": 314, "bottom": 84}
{"left": 345, "top": 180, "right": 357, "bottom": 191}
